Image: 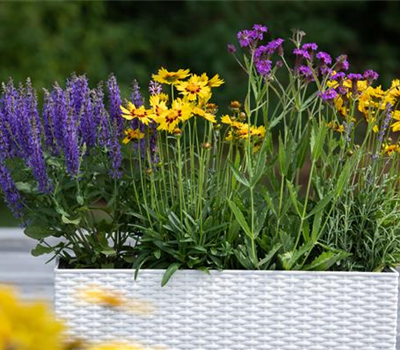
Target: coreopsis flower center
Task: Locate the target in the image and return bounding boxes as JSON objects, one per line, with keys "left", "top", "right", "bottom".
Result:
{"left": 185, "top": 83, "right": 202, "bottom": 94}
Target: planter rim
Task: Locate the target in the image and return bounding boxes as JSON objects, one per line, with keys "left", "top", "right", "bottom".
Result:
{"left": 54, "top": 263, "right": 399, "bottom": 276}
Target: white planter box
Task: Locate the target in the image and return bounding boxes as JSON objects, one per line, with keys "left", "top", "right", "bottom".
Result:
{"left": 54, "top": 268, "right": 399, "bottom": 350}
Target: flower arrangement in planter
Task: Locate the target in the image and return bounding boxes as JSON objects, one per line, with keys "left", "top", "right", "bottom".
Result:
{"left": 1, "top": 24, "right": 400, "bottom": 349}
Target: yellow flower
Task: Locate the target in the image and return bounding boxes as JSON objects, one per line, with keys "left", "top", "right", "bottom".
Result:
{"left": 122, "top": 128, "right": 145, "bottom": 144}
{"left": 221, "top": 115, "right": 241, "bottom": 127}
{"left": 152, "top": 67, "right": 190, "bottom": 85}
{"left": 192, "top": 106, "right": 216, "bottom": 123}
{"left": 150, "top": 94, "right": 168, "bottom": 117}
{"left": 384, "top": 79, "right": 400, "bottom": 106}
{"left": 154, "top": 98, "right": 192, "bottom": 133}
{"left": 0, "top": 286, "right": 64, "bottom": 350}
{"left": 383, "top": 143, "right": 400, "bottom": 156}
{"left": 121, "top": 102, "right": 155, "bottom": 125}
{"left": 327, "top": 121, "right": 345, "bottom": 133}
{"left": 78, "top": 285, "right": 154, "bottom": 315}
{"left": 200, "top": 73, "right": 225, "bottom": 88}
{"left": 391, "top": 111, "right": 400, "bottom": 132}
{"left": 176, "top": 75, "right": 211, "bottom": 101}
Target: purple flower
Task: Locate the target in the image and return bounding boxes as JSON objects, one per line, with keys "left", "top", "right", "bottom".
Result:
{"left": 237, "top": 30, "right": 254, "bottom": 48}
{"left": 93, "top": 86, "right": 110, "bottom": 148}
{"left": 319, "top": 88, "right": 338, "bottom": 101}
{"left": 379, "top": 103, "right": 393, "bottom": 143}
{"left": 109, "top": 119, "right": 122, "bottom": 179}
{"left": 298, "top": 65, "right": 314, "bottom": 83}
{"left": 252, "top": 24, "right": 268, "bottom": 40}
{"left": 132, "top": 80, "right": 144, "bottom": 107}
{"left": 237, "top": 24, "right": 268, "bottom": 48}
{"left": 42, "top": 89, "right": 58, "bottom": 153}
{"left": 0, "top": 158, "right": 23, "bottom": 218}
{"left": 332, "top": 72, "right": 346, "bottom": 82}
{"left": 255, "top": 38, "right": 284, "bottom": 58}
{"left": 302, "top": 43, "right": 318, "bottom": 52}
{"left": 363, "top": 69, "right": 379, "bottom": 84}
{"left": 335, "top": 55, "right": 350, "bottom": 71}
{"left": 255, "top": 59, "right": 272, "bottom": 76}
{"left": 51, "top": 84, "right": 68, "bottom": 152}
{"left": 336, "top": 86, "right": 347, "bottom": 96}
{"left": 293, "top": 48, "right": 311, "bottom": 60}
{"left": 149, "top": 80, "right": 162, "bottom": 96}
{"left": 227, "top": 44, "right": 237, "bottom": 53}
{"left": 24, "top": 80, "right": 51, "bottom": 192}
{"left": 348, "top": 73, "right": 363, "bottom": 81}
{"left": 63, "top": 91, "right": 80, "bottom": 177}
{"left": 316, "top": 51, "right": 332, "bottom": 65}
{"left": 107, "top": 74, "right": 123, "bottom": 134}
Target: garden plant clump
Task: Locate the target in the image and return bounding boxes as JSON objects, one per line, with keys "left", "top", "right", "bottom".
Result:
{"left": 1, "top": 24, "right": 400, "bottom": 281}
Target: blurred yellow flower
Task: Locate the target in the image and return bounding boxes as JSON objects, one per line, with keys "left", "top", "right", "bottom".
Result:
{"left": 192, "top": 106, "right": 216, "bottom": 123}
{"left": 383, "top": 143, "right": 400, "bottom": 156}
{"left": 327, "top": 121, "right": 345, "bottom": 133}
{"left": 152, "top": 67, "right": 190, "bottom": 85}
{"left": 391, "top": 111, "right": 400, "bottom": 132}
{"left": 79, "top": 285, "right": 154, "bottom": 315}
{"left": 123, "top": 129, "right": 145, "bottom": 144}
{"left": 0, "top": 286, "right": 64, "bottom": 350}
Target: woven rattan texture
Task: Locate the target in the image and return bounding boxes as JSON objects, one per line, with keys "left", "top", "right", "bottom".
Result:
{"left": 54, "top": 270, "right": 398, "bottom": 350}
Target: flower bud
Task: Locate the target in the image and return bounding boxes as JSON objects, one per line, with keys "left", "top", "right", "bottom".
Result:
{"left": 239, "top": 112, "right": 247, "bottom": 120}
{"left": 173, "top": 128, "right": 182, "bottom": 136}
{"left": 203, "top": 142, "right": 212, "bottom": 150}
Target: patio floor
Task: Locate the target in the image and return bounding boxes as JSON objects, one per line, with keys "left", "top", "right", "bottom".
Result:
{"left": 1, "top": 227, "right": 399, "bottom": 348}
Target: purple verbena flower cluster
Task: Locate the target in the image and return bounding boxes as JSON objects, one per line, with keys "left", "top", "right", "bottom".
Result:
{"left": 237, "top": 24, "right": 268, "bottom": 48}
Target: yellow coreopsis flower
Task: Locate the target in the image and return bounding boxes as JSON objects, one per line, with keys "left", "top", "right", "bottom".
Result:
{"left": 0, "top": 287, "right": 64, "bottom": 350}
{"left": 150, "top": 94, "right": 169, "bottom": 117}
{"left": 327, "top": 121, "right": 345, "bottom": 133}
{"left": 176, "top": 75, "right": 211, "bottom": 101}
{"left": 221, "top": 115, "right": 242, "bottom": 128}
{"left": 200, "top": 73, "right": 225, "bottom": 88}
{"left": 123, "top": 129, "right": 145, "bottom": 144}
{"left": 121, "top": 102, "right": 155, "bottom": 125}
{"left": 383, "top": 143, "right": 400, "bottom": 156}
{"left": 391, "top": 111, "right": 400, "bottom": 132}
{"left": 192, "top": 106, "right": 216, "bottom": 123}
{"left": 154, "top": 98, "right": 192, "bottom": 133}
{"left": 152, "top": 67, "right": 190, "bottom": 85}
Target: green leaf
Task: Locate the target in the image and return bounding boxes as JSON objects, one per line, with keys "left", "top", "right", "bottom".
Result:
{"left": 24, "top": 226, "right": 53, "bottom": 239}
{"left": 278, "top": 136, "right": 287, "bottom": 176}
{"left": 257, "top": 243, "right": 282, "bottom": 269}
{"left": 61, "top": 215, "right": 81, "bottom": 225}
{"left": 228, "top": 161, "right": 250, "bottom": 188}
{"left": 101, "top": 249, "right": 116, "bottom": 257}
{"left": 303, "top": 251, "right": 348, "bottom": 271}
{"left": 31, "top": 244, "right": 53, "bottom": 257}
{"left": 228, "top": 199, "right": 252, "bottom": 239}
{"left": 15, "top": 181, "right": 35, "bottom": 194}
{"left": 161, "top": 263, "right": 181, "bottom": 287}
{"left": 286, "top": 180, "right": 302, "bottom": 217}
{"left": 306, "top": 191, "right": 334, "bottom": 219}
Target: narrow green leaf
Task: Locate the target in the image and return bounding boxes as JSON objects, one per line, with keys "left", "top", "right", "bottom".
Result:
{"left": 278, "top": 136, "right": 287, "bottom": 176}
{"left": 303, "top": 251, "right": 349, "bottom": 271}
{"left": 161, "top": 263, "right": 181, "bottom": 287}
{"left": 228, "top": 161, "right": 250, "bottom": 188}
{"left": 286, "top": 180, "right": 301, "bottom": 217}
{"left": 306, "top": 192, "right": 334, "bottom": 219}
{"left": 228, "top": 199, "right": 252, "bottom": 239}
{"left": 257, "top": 243, "right": 282, "bottom": 269}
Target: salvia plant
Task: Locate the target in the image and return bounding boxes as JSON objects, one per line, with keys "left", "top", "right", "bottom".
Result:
{"left": 1, "top": 24, "right": 400, "bottom": 283}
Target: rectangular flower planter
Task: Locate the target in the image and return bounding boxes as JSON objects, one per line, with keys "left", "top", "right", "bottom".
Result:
{"left": 54, "top": 267, "right": 399, "bottom": 350}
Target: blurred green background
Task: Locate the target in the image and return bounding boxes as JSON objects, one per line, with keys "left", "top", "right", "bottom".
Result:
{"left": 1, "top": 0, "right": 400, "bottom": 225}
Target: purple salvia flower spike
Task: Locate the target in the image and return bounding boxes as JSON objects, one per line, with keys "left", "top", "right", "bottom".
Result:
{"left": 107, "top": 74, "right": 123, "bottom": 134}
{"left": 0, "top": 158, "right": 23, "bottom": 218}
